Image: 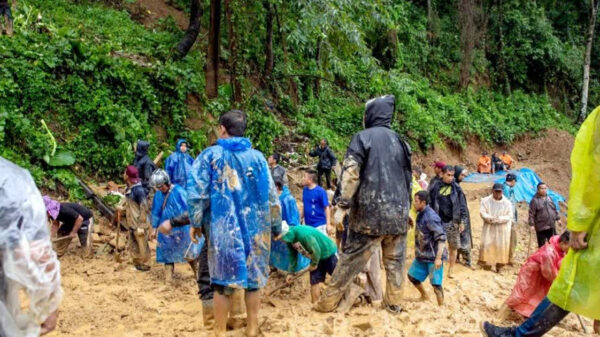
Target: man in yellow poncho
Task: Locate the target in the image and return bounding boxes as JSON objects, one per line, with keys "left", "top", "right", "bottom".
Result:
{"left": 480, "top": 107, "right": 600, "bottom": 336}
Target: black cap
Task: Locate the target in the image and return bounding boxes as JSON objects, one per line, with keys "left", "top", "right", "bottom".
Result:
{"left": 493, "top": 183, "right": 504, "bottom": 191}
{"left": 506, "top": 173, "right": 517, "bottom": 182}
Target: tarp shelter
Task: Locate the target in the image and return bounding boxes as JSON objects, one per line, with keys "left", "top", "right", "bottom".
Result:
{"left": 464, "top": 168, "right": 565, "bottom": 210}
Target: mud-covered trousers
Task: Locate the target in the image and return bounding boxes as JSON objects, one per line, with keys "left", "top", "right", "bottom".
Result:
{"left": 315, "top": 229, "right": 406, "bottom": 311}
{"left": 196, "top": 238, "right": 213, "bottom": 301}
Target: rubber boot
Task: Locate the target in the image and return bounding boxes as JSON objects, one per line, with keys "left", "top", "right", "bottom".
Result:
{"left": 480, "top": 321, "right": 515, "bottom": 337}
{"left": 227, "top": 289, "right": 246, "bottom": 329}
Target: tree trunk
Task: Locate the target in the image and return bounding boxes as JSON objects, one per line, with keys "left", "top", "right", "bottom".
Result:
{"left": 205, "top": 0, "right": 221, "bottom": 99}
{"left": 579, "top": 0, "right": 599, "bottom": 123}
{"left": 263, "top": 0, "right": 274, "bottom": 88}
{"left": 174, "top": 0, "right": 202, "bottom": 59}
{"left": 274, "top": 4, "right": 298, "bottom": 104}
{"left": 225, "top": 0, "right": 241, "bottom": 103}
{"left": 458, "top": 0, "right": 476, "bottom": 90}
{"left": 427, "top": 0, "right": 433, "bottom": 40}
{"left": 495, "top": 0, "right": 510, "bottom": 94}
{"left": 313, "top": 37, "right": 321, "bottom": 98}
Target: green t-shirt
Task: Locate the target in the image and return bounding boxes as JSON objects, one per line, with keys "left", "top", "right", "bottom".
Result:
{"left": 281, "top": 225, "right": 337, "bottom": 272}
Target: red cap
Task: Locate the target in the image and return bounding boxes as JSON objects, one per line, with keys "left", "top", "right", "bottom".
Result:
{"left": 125, "top": 165, "right": 140, "bottom": 183}
{"left": 433, "top": 161, "right": 446, "bottom": 169}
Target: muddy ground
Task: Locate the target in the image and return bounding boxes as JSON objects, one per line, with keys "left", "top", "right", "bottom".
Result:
{"left": 46, "top": 130, "right": 593, "bottom": 337}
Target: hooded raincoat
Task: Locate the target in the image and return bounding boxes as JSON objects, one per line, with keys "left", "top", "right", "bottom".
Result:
{"left": 270, "top": 186, "right": 310, "bottom": 272}
{"left": 151, "top": 184, "right": 192, "bottom": 264}
{"left": 338, "top": 95, "right": 412, "bottom": 235}
{"left": 186, "top": 137, "right": 282, "bottom": 289}
{"left": 506, "top": 235, "right": 566, "bottom": 317}
{"left": 133, "top": 140, "right": 157, "bottom": 193}
{"left": 0, "top": 158, "right": 62, "bottom": 337}
{"left": 165, "top": 139, "right": 194, "bottom": 188}
{"left": 547, "top": 106, "right": 600, "bottom": 319}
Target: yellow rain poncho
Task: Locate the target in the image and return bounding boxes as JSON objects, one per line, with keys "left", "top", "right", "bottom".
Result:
{"left": 547, "top": 106, "right": 600, "bottom": 319}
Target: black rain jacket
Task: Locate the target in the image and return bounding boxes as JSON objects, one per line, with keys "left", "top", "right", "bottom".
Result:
{"left": 133, "top": 140, "right": 157, "bottom": 193}
{"left": 340, "top": 95, "right": 413, "bottom": 236}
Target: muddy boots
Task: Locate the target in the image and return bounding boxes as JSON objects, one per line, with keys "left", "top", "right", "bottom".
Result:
{"left": 165, "top": 263, "right": 174, "bottom": 283}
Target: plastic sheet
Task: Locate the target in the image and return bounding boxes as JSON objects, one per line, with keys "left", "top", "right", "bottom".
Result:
{"left": 464, "top": 168, "right": 565, "bottom": 210}
{"left": 548, "top": 106, "right": 600, "bottom": 319}
{"left": 506, "top": 236, "right": 566, "bottom": 317}
{"left": 0, "top": 158, "right": 62, "bottom": 337}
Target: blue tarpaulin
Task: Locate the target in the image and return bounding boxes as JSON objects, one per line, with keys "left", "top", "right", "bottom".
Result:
{"left": 464, "top": 168, "right": 565, "bottom": 209}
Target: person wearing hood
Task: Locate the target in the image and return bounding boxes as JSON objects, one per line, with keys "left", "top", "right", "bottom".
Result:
{"left": 133, "top": 140, "right": 157, "bottom": 194}
{"left": 309, "top": 139, "right": 337, "bottom": 189}
{"left": 429, "top": 165, "right": 468, "bottom": 278}
{"left": 121, "top": 165, "right": 151, "bottom": 271}
{"left": 503, "top": 232, "right": 570, "bottom": 318}
{"left": 186, "top": 110, "right": 282, "bottom": 337}
{"left": 276, "top": 222, "right": 338, "bottom": 304}
{"left": 165, "top": 139, "right": 194, "bottom": 188}
{"left": 43, "top": 196, "right": 94, "bottom": 257}
{"left": 429, "top": 161, "right": 445, "bottom": 190}
{"left": 1, "top": 158, "right": 62, "bottom": 337}
{"left": 149, "top": 169, "right": 197, "bottom": 283}
{"left": 503, "top": 173, "right": 518, "bottom": 265}
{"left": 454, "top": 166, "right": 473, "bottom": 268}
{"left": 315, "top": 95, "right": 412, "bottom": 314}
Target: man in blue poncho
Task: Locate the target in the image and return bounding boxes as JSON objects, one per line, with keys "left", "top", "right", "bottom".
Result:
{"left": 187, "top": 110, "right": 282, "bottom": 337}
{"left": 150, "top": 169, "right": 197, "bottom": 283}
{"left": 165, "top": 139, "right": 194, "bottom": 188}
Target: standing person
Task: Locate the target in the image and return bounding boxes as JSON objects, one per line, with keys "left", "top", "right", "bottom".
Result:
{"left": 429, "top": 161, "right": 445, "bottom": 190}
{"left": 270, "top": 176, "right": 310, "bottom": 273}
{"left": 429, "top": 165, "right": 467, "bottom": 278}
{"left": 43, "top": 196, "right": 94, "bottom": 257}
{"left": 164, "top": 139, "right": 194, "bottom": 188}
{"left": 301, "top": 170, "right": 332, "bottom": 235}
{"left": 529, "top": 183, "right": 561, "bottom": 248}
{"left": 277, "top": 223, "right": 337, "bottom": 303}
{"left": 503, "top": 232, "right": 570, "bottom": 318}
{"left": 408, "top": 191, "right": 447, "bottom": 306}
{"left": 314, "top": 95, "right": 412, "bottom": 314}
{"left": 479, "top": 106, "right": 600, "bottom": 337}
{"left": 0, "top": 0, "right": 15, "bottom": 36}
{"left": 268, "top": 153, "right": 288, "bottom": 186}
{"left": 454, "top": 166, "right": 473, "bottom": 267}
{"left": 121, "top": 165, "right": 151, "bottom": 271}
{"left": 478, "top": 183, "right": 513, "bottom": 273}
{"left": 503, "top": 173, "right": 518, "bottom": 265}
{"left": 309, "top": 139, "right": 337, "bottom": 189}
{"left": 414, "top": 167, "right": 429, "bottom": 190}
{"left": 150, "top": 169, "right": 196, "bottom": 283}
{"left": 133, "top": 140, "right": 157, "bottom": 194}
{"left": 1, "top": 158, "right": 62, "bottom": 336}
{"left": 187, "top": 110, "right": 282, "bottom": 337}
{"left": 499, "top": 151, "right": 515, "bottom": 170}
{"left": 478, "top": 151, "right": 492, "bottom": 174}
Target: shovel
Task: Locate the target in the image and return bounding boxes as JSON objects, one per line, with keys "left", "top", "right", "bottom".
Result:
{"left": 266, "top": 268, "right": 309, "bottom": 307}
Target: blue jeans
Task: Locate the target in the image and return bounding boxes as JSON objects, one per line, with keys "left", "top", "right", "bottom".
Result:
{"left": 515, "top": 298, "right": 569, "bottom": 337}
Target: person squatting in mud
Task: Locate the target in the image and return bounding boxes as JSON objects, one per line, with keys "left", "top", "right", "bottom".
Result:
{"left": 314, "top": 94, "right": 413, "bottom": 314}
{"left": 187, "top": 110, "right": 282, "bottom": 337}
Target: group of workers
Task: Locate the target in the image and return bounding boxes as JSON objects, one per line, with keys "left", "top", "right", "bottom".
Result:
{"left": 478, "top": 150, "right": 515, "bottom": 174}
{"left": 1, "top": 96, "right": 599, "bottom": 337}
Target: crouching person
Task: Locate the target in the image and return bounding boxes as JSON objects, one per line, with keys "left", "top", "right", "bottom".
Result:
{"left": 408, "top": 191, "right": 447, "bottom": 306}
{"left": 43, "top": 195, "right": 94, "bottom": 257}
{"left": 277, "top": 222, "right": 338, "bottom": 303}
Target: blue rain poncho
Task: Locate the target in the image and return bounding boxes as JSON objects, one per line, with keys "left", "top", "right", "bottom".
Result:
{"left": 165, "top": 139, "right": 194, "bottom": 188}
{"left": 270, "top": 186, "right": 310, "bottom": 272}
{"left": 151, "top": 184, "right": 193, "bottom": 264}
{"left": 187, "top": 137, "right": 282, "bottom": 289}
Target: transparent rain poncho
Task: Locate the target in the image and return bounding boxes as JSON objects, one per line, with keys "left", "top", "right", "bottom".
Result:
{"left": 0, "top": 158, "right": 62, "bottom": 336}
{"left": 548, "top": 106, "right": 600, "bottom": 319}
